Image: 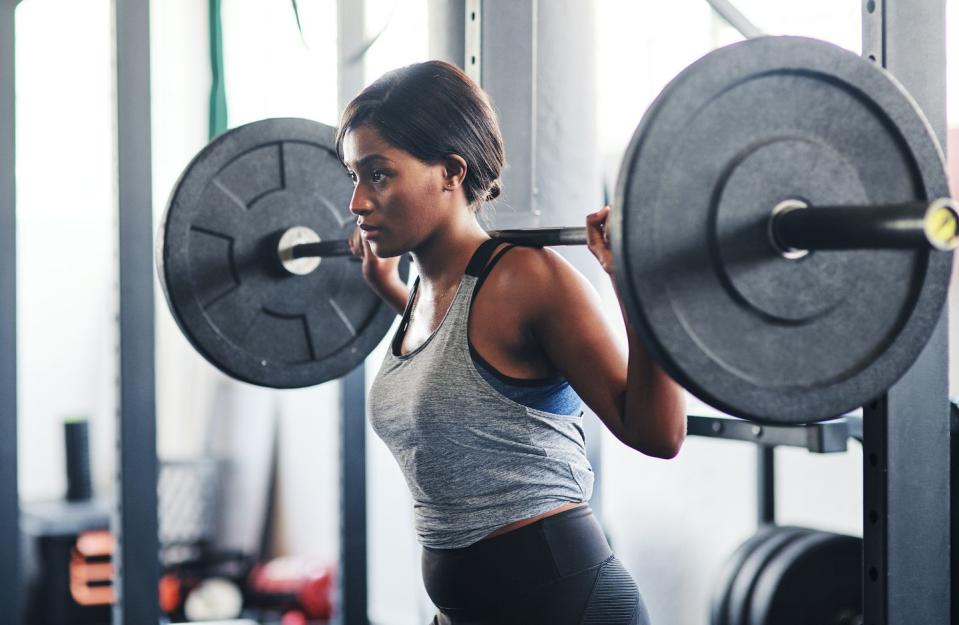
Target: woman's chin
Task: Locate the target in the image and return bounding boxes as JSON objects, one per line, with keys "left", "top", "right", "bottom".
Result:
{"left": 368, "top": 241, "right": 403, "bottom": 259}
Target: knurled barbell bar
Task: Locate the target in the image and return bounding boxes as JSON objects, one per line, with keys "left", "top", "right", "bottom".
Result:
{"left": 156, "top": 36, "right": 955, "bottom": 423}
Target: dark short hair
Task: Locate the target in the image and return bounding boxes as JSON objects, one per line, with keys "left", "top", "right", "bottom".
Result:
{"left": 336, "top": 60, "right": 505, "bottom": 208}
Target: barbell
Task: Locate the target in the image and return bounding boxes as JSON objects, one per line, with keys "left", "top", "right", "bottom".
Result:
{"left": 156, "top": 36, "right": 955, "bottom": 424}
{"left": 275, "top": 200, "right": 958, "bottom": 275}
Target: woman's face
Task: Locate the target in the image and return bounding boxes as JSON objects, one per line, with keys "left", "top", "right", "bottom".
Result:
{"left": 341, "top": 124, "right": 450, "bottom": 258}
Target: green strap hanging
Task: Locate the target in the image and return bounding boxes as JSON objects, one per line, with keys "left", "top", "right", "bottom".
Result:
{"left": 291, "top": 0, "right": 304, "bottom": 39}
{"left": 208, "top": 0, "right": 227, "bottom": 139}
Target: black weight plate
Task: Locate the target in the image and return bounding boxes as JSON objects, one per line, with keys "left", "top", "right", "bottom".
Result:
{"left": 158, "top": 118, "right": 409, "bottom": 388}
{"left": 709, "top": 524, "right": 780, "bottom": 625}
{"left": 749, "top": 531, "right": 861, "bottom": 625}
{"left": 725, "top": 526, "right": 815, "bottom": 625}
{"left": 611, "top": 36, "right": 952, "bottom": 424}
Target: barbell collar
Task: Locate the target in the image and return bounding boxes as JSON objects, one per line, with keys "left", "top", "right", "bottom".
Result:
{"left": 769, "top": 198, "right": 959, "bottom": 254}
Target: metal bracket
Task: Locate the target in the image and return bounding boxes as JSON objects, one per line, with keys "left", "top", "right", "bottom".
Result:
{"left": 465, "top": 0, "right": 482, "bottom": 84}
{"left": 687, "top": 414, "right": 860, "bottom": 453}
{"left": 862, "top": 0, "right": 884, "bottom": 66}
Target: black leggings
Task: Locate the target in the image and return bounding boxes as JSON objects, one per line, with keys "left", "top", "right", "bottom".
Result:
{"left": 422, "top": 505, "right": 651, "bottom": 625}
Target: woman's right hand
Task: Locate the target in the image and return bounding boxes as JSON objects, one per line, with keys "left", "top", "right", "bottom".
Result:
{"left": 349, "top": 226, "right": 408, "bottom": 314}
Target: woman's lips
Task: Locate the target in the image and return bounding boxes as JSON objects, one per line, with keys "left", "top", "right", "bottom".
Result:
{"left": 359, "top": 225, "right": 381, "bottom": 239}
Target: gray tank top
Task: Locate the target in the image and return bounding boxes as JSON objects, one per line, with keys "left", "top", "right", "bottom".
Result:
{"left": 368, "top": 240, "right": 594, "bottom": 549}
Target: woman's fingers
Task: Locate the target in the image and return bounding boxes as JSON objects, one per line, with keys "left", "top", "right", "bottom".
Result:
{"left": 586, "top": 208, "right": 608, "bottom": 246}
{"left": 586, "top": 206, "right": 614, "bottom": 274}
{"left": 586, "top": 206, "right": 612, "bottom": 249}
{"left": 362, "top": 238, "right": 374, "bottom": 265}
{"left": 349, "top": 225, "right": 364, "bottom": 258}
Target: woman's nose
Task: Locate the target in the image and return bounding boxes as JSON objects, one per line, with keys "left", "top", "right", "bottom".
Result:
{"left": 349, "top": 185, "right": 372, "bottom": 216}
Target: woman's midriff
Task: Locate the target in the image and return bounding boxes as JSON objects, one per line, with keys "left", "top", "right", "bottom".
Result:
{"left": 483, "top": 501, "right": 586, "bottom": 540}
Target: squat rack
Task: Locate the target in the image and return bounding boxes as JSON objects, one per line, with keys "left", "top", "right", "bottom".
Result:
{"left": 861, "top": 1, "right": 951, "bottom": 623}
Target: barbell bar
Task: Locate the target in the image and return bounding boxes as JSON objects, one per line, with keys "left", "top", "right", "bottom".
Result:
{"left": 277, "top": 199, "right": 959, "bottom": 276}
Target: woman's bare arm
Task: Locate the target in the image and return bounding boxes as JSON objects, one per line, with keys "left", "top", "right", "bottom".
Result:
{"left": 517, "top": 245, "right": 685, "bottom": 457}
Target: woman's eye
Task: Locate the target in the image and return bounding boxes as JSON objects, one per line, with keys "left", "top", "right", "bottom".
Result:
{"left": 347, "top": 171, "right": 357, "bottom": 184}
{"left": 371, "top": 170, "right": 386, "bottom": 183}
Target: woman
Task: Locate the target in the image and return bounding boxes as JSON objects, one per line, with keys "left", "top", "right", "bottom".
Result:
{"left": 339, "top": 60, "right": 686, "bottom": 625}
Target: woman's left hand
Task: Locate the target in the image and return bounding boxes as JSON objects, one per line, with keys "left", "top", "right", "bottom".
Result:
{"left": 586, "top": 205, "right": 615, "bottom": 275}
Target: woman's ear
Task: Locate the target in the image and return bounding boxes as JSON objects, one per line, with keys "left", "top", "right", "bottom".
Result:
{"left": 442, "top": 154, "right": 468, "bottom": 192}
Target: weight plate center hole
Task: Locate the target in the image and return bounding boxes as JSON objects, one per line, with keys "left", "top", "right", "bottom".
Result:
{"left": 278, "top": 225, "right": 322, "bottom": 275}
{"left": 769, "top": 198, "right": 811, "bottom": 260}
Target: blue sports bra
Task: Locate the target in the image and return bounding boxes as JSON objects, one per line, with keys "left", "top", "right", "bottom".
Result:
{"left": 468, "top": 244, "right": 582, "bottom": 416}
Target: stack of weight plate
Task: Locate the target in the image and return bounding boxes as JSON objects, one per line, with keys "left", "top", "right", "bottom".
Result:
{"left": 710, "top": 524, "right": 862, "bottom": 625}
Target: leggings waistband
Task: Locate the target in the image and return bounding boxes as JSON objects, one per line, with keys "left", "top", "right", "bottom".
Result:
{"left": 422, "top": 505, "right": 613, "bottom": 609}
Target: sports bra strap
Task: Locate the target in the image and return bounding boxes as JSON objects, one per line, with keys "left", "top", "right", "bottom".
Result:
{"left": 392, "top": 239, "right": 515, "bottom": 356}
{"left": 465, "top": 238, "right": 507, "bottom": 277}
{"left": 471, "top": 243, "right": 516, "bottom": 304}
{"left": 391, "top": 277, "right": 419, "bottom": 356}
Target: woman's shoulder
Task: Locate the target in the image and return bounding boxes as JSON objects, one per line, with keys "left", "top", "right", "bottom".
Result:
{"left": 482, "top": 244, "right": 593, "bottom": 311}
{"left": 497, "top": 244, "right": 574, "bottom": 274}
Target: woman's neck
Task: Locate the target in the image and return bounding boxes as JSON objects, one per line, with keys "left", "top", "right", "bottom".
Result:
{"left": 411, "top": 211, "right": 489, "bottom": 290}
